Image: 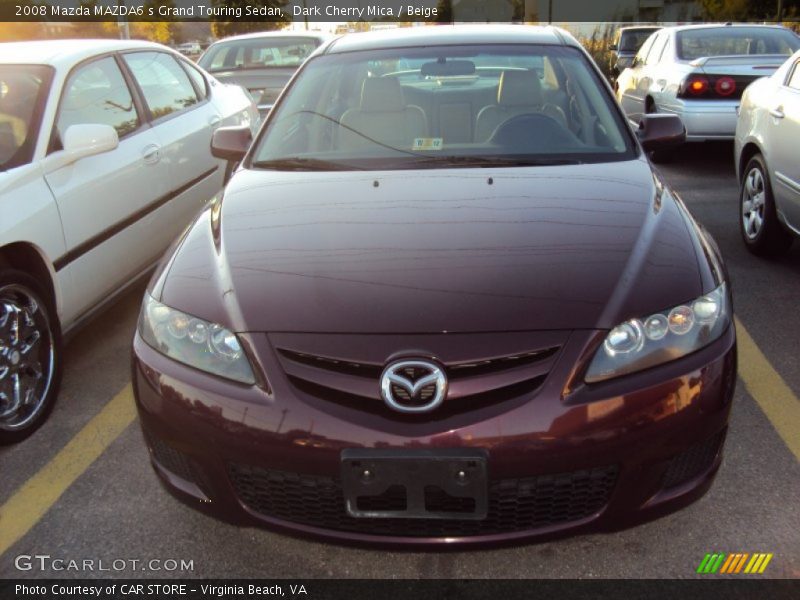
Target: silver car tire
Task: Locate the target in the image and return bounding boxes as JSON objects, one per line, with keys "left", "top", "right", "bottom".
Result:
{"left": 739, "top": 154, "right": 793, "bottom": 257}
{"left": 0, "top": 269, "right": 61, "bottom": 444}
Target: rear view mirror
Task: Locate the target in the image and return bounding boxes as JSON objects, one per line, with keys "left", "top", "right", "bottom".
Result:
{"left": 637, "top": 114, "right": 685, "bottom": 152}
{"left": 211, "top": 125, "right": 252, "bottom": 163}
{"left": 421, "top": 60, "right": 476, "bottom": 77}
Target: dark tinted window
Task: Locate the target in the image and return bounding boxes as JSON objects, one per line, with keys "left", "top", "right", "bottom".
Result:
{"left": 619, "top": 29, "right": 660, "bottom": 52}
{"left": 199, "top": 37, "right": 319, "bottom": 71}
{"left": 57, "top": 57, "right": 139, "bottom": 140}
{"left": 677, "top": 27, "right": 800, "bottom": 60}
{"left": 123, "top": 52, "right": 199, "bottom": 119}
{"left": 252, "top": 44, "right": 635, "bottom": 171}
{"left": 0, "top": 64, "right": 52, "bottom": 169}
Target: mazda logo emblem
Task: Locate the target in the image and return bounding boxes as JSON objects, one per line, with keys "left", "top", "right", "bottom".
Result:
{"left": 380, "top": 359, "right": 447, "bottom": 414}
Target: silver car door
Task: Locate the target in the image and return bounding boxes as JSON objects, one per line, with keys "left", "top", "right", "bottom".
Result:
{"left": 769, "top": 59, "right": 800, "bottom": 231}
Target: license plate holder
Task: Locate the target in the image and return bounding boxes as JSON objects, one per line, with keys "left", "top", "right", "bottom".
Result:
{"left": 340, "top": 448, "right": 488, "bottom": 520}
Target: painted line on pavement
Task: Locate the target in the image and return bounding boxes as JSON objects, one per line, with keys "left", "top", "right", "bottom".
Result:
{"left": 735, "top": 317, "right": 800, "bottom": 462}
{"left": 0, "top": 384, "right": 136, "bottom": 557}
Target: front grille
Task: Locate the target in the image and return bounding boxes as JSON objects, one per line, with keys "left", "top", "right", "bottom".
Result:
{"left": 661, "top": 429, "right": 726, "bottom": 490}
{"left": 275, "top": 344, "right": 560, "bottom": 419}
{"left": 228, "top": 463, "right": 618, "bottom": 537}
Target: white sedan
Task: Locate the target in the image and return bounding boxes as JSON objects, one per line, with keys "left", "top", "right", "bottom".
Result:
{"left": 617, "top": 24, "right": 799, "bottom": 151}
{"left": 735, "top": 49, "right": 800, "bottom": 256}
{"left": 0, "top": 39, "right": 258, "bottom": 442}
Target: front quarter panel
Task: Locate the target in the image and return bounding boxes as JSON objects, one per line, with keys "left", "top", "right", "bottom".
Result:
{"left": 0, "top": 163, "right": 67, "bottom": 316}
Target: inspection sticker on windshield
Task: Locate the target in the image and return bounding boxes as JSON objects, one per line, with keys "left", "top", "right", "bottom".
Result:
{"left": 413, "top": 137, "right": 443, "bottom": 151}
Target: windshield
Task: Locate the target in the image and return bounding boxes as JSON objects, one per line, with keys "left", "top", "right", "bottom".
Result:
{"left": 199, "top": 37, "right": 320, "bottom": 72}
{"left": 0, "top": 65, "right": 52, "bottom": 171}
{"left": 250, "top": 44, "right": 636, "bottom": 171}
{"left": 677, "top": 27, "right": 800, "bottom": 60}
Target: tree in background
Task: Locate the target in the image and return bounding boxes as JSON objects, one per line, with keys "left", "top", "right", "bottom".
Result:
{"left": 0, "top": 0, "right": 47, "bottom": 41}
{"left": 701, "top": 0, "right": 799, "bottom": 20}
{"left": 209, "top": 0, "right": 289, "bottom": 38}
{"left": 435, "top": 0, "right": 453, "bottom": 23}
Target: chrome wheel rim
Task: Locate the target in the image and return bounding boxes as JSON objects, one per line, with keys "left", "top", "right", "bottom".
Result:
{"left": 0, "top": 284, "right": 55, "bottom": 431}
{"left": 742, "top": 167, "right": 766, "bottom": 240}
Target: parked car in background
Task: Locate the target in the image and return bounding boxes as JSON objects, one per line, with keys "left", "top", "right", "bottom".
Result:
{"left": 609, "top": 25, "right": 661, "bottom": 79}
{"left": 735, "top": 49, "right": 800, "bottom": 256}
{"left": 0, "top": 39, "right": 258, "bottom": 443}
{"left": 176, "top": 41, "right": 203, "bottom": 58}
{"left": 133, "top": 26, "right": 738, "bottom": 547}
{"left": 198, "top": 31, "right": 328, "bottom": 114}
{"left": 616, "top": 24, "right": 799, "bottom": 156}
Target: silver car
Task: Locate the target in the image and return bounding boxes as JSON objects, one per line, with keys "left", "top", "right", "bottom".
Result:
{"left": 617, "top": 24, "right": 799, "bottom": 149}
{"left": 735, "top": 49, "right": 800, "bottom": 256}
{"left": 198, "top": 32, "right": 327, "bottom": 115}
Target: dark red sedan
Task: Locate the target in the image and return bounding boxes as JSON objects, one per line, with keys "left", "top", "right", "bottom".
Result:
{"left": 132, "top": 26, "right": 736, "bottom": 546}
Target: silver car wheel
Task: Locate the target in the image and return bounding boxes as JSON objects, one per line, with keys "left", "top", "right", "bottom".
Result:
{"left": 0, "top": 284, "right": 55, "bottom": 431}
{"left": 742, "top": 166, "right": 766, "bottom": 240}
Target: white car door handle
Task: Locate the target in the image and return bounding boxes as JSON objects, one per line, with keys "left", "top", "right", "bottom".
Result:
{"left": 208, "top": 115, "right": 222, "bottom": 128}
{"left": 769, "top": 106, "right": 785, "bottom": 119}
{"left": 142, "top": 143, "right": 161, "bottom": 164}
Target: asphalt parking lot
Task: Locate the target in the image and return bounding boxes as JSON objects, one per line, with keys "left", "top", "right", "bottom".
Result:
{"left": 1, "top": 142, "right": 799, "bottom": 579}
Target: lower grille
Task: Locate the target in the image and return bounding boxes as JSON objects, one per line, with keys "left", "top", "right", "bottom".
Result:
{"left": 661, "top": 429, "right": 726, "bottom": 490}
{"left": 148, "top": 435, "right": 196, "bottom": 483}
{"left": 228, "top": 463, "right": 618, "bottom": 537}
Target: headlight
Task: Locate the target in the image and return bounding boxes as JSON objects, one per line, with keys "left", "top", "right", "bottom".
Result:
{"left": 585, "top": 283, "right": 730, "bottom": 383}
{"left": 138, "top": 294, "right": 255, "bottom": 385}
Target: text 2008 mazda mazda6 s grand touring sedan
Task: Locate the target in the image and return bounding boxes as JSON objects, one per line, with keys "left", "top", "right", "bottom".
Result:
{"left": 132, "top": 26, "right": 736, "bottom": 546}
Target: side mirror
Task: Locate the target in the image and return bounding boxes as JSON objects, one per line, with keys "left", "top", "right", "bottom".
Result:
{"left": 637, "top": 114, "right": 686, "bottom": 152}
{"left": 609, "top": 43, "right": 618, "bottom": 51}
{"left": 211, "top": 125, "right": 252, "bottom": 163}
{"left": 44, "top": 123, "right": 119, "bottom": 173}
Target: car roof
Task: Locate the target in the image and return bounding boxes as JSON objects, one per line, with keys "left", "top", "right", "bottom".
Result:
{"left": 0, "top": 39, "right": 169, "bottom": 67}
{"left": 323, "top": 25, "right": 578, "bottom": 55}
{"left": 661, "top": 23, "right": 794, "bottom": 34}
{"left": 619, "top": 26, "right": 661, "bottom": 34}
{"left": 209, "top": 31, "right": 329, "bottom": 44}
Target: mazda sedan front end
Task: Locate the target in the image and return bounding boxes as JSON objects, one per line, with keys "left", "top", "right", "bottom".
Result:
{"left": 133, "top": 26, "right": 736, "bottom": 546}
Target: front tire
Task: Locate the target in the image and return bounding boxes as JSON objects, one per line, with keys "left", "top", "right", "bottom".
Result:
{"left": 0, "top": 269, "right": 62, "bottom": 444}
{"left": 739, "top": 154, "right": 793, "bottom": 257}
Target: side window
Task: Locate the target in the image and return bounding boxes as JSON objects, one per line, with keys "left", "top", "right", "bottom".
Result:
{"left": 634, "top": 35, "right": 655, "bottom": 67}
{"left": 179, "top": 59, "right": 208, "bottom": 100}
{"left": 787, "top": 61, "right": 800, "bottom": 91}
{"left": 56, "top": 57, "right": 139, "bottom": 145}
{"left": 123, "top": 52, "right": 199, "bottom": 120}
{"left": 646, "top": 34, "right": 668, "bottom": 65}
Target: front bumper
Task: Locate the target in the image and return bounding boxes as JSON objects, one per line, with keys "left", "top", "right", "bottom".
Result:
{"left": 132, "top": 325, "right": 736, "bottom": 547}
{"left": 661, "top": 99, "right": 739, "bottom": 141}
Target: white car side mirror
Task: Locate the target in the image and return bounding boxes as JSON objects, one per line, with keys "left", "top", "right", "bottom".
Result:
{"left": 45, "top": 124, "right": 120, "bottom": 173}
{"left": 62, "top": 123, "right": 119, "bottom": 164}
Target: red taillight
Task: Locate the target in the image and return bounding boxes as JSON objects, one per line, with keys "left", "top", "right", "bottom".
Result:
{"left": 686, "top": 76, "right": 709, "bottom": 95}
{"left": 715, "top": 76, "right": 736, "bottom": 97}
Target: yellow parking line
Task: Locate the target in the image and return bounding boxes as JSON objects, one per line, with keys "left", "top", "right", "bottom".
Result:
{"left": 0, "top": 384, "right": 136, "bottom": 557}
{"left": 735, "top": 317, "right": 800, "bottom": 461}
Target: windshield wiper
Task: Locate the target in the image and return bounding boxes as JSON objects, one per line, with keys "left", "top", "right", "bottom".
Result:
{"left": 394, "top": 155, "right": 583, "bottom": 169}
{"left": 251, "top": 157, "right": 363, "bottom": 171}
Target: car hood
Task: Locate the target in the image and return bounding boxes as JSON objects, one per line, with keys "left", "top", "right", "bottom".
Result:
{"left": 156, "top": 159, "right": 704, "bottom": 333}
